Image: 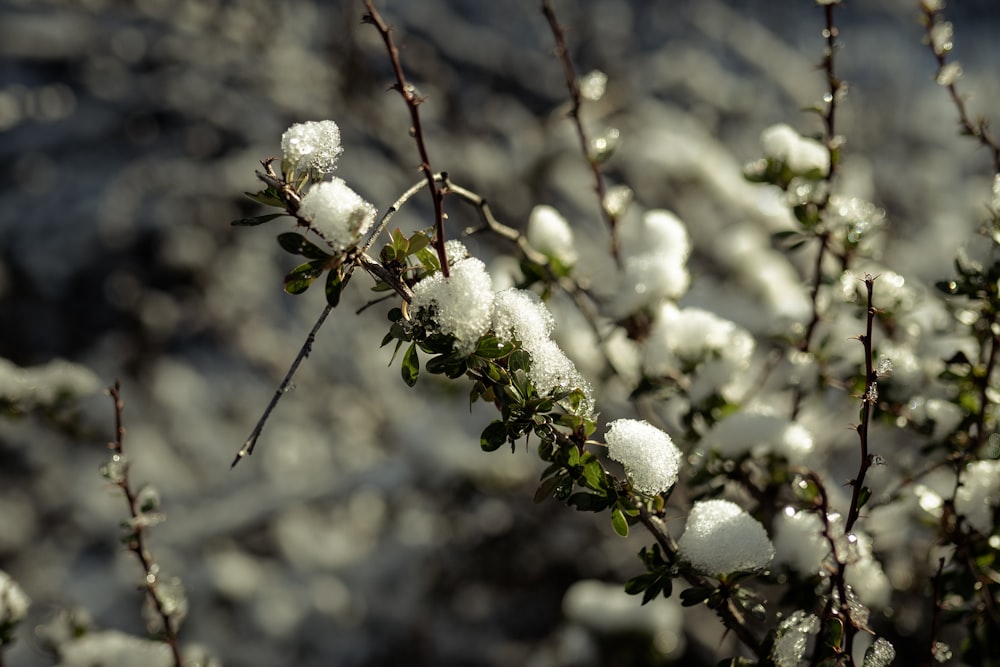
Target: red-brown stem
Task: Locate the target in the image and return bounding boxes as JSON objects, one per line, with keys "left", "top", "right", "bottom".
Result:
{"left": 845, "top": 274, "right": 877, "bottom": 534}
{"left": 106, "top": 381, "right": 184, "bottom": 667}
{"left": 362, "top": 1, "right": 449, "bottom": 277}
{"left": 540, "top": 0, "right": 620, "bottom": 264}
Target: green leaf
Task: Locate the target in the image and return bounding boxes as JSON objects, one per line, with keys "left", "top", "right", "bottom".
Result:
{"left": 680, "top": 587, "right": 712, "bottom": 607}
{"left": 231, "top": 212, "right": 287, "bottom": 226}
{"left": 856, "top": 485, "right": 872, "bottom": 511}
{"left": 644, "top": 577, "right": 671, "bottom": 604}
{"left": 480, "top": 420, "right": 508, "bottom": 452}
{"left": 474, "top": 336, "right": 515, "bottom": 359}
{"left": 624, "top": 573, "right": 656, "bottom": 595}
{"left": 508, "top": 349, "right": 532, "bottom": 373}
{"left": 534, "top": 474, "right": 563, "bottom": 503}
{"left": 284, "top": 260, "right": 326, "bottom": 294}
{"left": 567, "top": 492, "right": 611, "bottom": 512}
{"left": 325, "top": 267, "right": 349, "bottom": 307}
{"left": 581, "top": 459, "right": 607, "bottom": 491}
{"left": 401, "top": 343, "right": 419, "bottom": 387}
{"left": 406, "top": 231, "right": 431, "bottom": 256}
{"left": 612, "top": 507, "right": 629, "bottom": 537}
{"left": 244, "top": 190, "right": 284, "bottom": 207}
{"left": 277, "top": 232, "right": 333, "bottom": 259}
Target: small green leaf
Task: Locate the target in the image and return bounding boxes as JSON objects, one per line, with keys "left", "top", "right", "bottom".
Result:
{"left": 624, "top": 573, "right": 656, "bottom": 595}
{"left": 508, "top": 349, "right": 532, "bottom": 373}
{"left": 534, "top": 474, "right": 563, "bottom": 503}
{"left": 480, "top": 420, "right": 508, "bottom": 452}
{"left": 277, "top": 232, "right": 333, "bottom": 259}
{"left": 406, "top": 231, "right": 431, "bottom": 255}
{"left": 325, "top": 267, "right": 349, "bottom": 307}
{"left": 567, "top": 492, "right": 611, "bottom": 512}
{"left": 401, "top": 343, "right": 419, "bottom": 387}
{"left": 284, "top": 260, "right": 326, "bottom": 294}
{"left": 581, "top": 459, "right": 607, "bottom": 491}
{"left": 232, "top": 212, "right": 287, "bottom": 226}
{"left": 856, "top": 485, "right": 872, "bottom": 511}
{"left": 475, "top": 336, "right": 515, "bottom": 359}
{"left": 680, "top": 587, "right": 712, "bottom": 607}
{"left": 643, "top": 578, "right": 670, "bottom": 604}
{"left": 244, "top": 190, "right": 284, "bottom": 207}
{"left": 612, "top": 507, "right": 629, "bottom": 537}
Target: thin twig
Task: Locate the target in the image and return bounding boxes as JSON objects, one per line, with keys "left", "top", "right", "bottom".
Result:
{"left": 793, "top": 2, "right": 847, "bottom": 418}
{"left": 105, "top": 381, "right": 184, "bottom": 667}
{"left": 845, "top": 273, "right": 878, "bottom": 534}
{"left": 231, "top": 304, "right": 334, "bottom": 467}
{"left": 361, "top": 1, "right": 450, "bottom": 276}
{"left": 920, "top": 5, "right": 1000, "bottom": 175}
{"left": 540, "top": 0, "right": 620, "bottom": 263}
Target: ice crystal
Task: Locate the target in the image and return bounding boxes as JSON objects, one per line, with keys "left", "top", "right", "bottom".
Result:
{"left": 770, "top": 611, "right": 820, "bottom": 667}
{"left": 281, "top": 120, "right": 343, "bottom": 175}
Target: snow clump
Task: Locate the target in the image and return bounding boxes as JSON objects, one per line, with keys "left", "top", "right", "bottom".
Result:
{"left": 761, "top": 123, "right": 830, "bottom": 175}
{"left": 410, "top": 257, "right": 495, "bottom": 356}
{"left": 770, "top": 611, "right": 820, "bottom": 667}
{"left": 604, "top": 419, "right": 681, "bottom": 496}
{"left": 702, "top": 411, "right": 814, "bottom": 463}
{"left": 954, "top": 459, "right": 1000, "bottom": 534}
{"left": 298, "top": 178, "right": 377, "bottom": 251}
{"left": 281, "top": 120, "right": 343, "bottom": 175}
{"left": 492, "top": 288, "right": 594, "bottom": 417}
{"left": 643, "top": 303, "right": 755, "bottom": 403}
{"left": 678, "top": 499, "right": 775, "bottom": 575}
{"left": 615, "top": 209, "right": 691, "bottom": 316}
{"left": 527, "top": 205, "right": 578, "bottom": 268}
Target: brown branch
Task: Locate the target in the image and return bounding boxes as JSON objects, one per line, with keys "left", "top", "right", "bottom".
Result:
{"left": 105, "top": 381, "right": 184, "bottom": 667}
{"left": 540, "top": 0, "right": 620, "bottom": 263}
{"left": 845, "top": 274, "right": 878, "bottom": 534}
{"left": 920, "top": 5, "right": 1000, "bottom": 175}
{"left": 231, "top": 304, "right": 335, "bottom": 466}
{"left": 793, "top": 4, "right": 849, "bottom": 420}
{"left": 362, "top": 1, "right": 450, "bottom": 276}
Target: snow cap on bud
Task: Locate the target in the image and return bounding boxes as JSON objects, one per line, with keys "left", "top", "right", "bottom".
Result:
{"left": 605, "top": 419, "right": 681, "bottom": 495}
{"left": 298, "top": 178, "right": 377, "bottom": 251}
{"left": 281, "top": 120, "right": 344, "bottom": 176}
{"left": 527, "top": 205, "right": 578, "bottom": 268}
{"left": 761, "top": 123, "right": 830, "bottom": 176}
{"left": 411, "top": 257, "right": 495, "bottom": 355}
{"left": 678, "top": 499, "right": 775, "bottom": 575}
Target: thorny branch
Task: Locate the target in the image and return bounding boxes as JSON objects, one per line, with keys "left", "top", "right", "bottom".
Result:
{"left": 105, "top": 381, "right": 184, "bottom": 667}
{"left": 362, "top": 1, "right": 450, "bottom": 277}
{"left": 540, "top": 0, "right": 620, "bottom": 264}
{"left": 794, "top": 1, "right": 847, "bottom": 419}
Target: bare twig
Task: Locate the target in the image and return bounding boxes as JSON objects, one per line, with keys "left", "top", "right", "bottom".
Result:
{"left": 793, "top": 2, "right": 848, "bottom": 419}
{"left": 920, "top": 4, "right": 1000, "bottom": 175}
{"left": 540, "top": 0, "right": 620, "bottom": 263}
{"left": 231, "top": 304, "right": 334, "bottom": 466}
{"left": 845, "top": 273, "right": 878, "bottom": 534}
{"left": 362, "top": 1, "right": 450, "bottom": 276}
{"left": 105, "top": 381, "right": 184, "bottom": 667}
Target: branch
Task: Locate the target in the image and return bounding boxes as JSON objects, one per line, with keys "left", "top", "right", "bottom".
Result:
{"left": 105, "top": 381, "right": 184, "bottom": 667}
{"left": 362, "top": 1, "right": 450, "bottom": 276}
{"left": 231, "top": 304, "right": 334, "bottom": 467}
{"left": 845, "top": 273, "right": 878, "bottom": 534}
{"left": 540, "top": 0, "right": 620, "bottom": 263}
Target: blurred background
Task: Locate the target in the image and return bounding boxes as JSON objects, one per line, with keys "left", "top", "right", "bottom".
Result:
{"left": 1, "top": 0, "right": 999, "bottom": 665}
